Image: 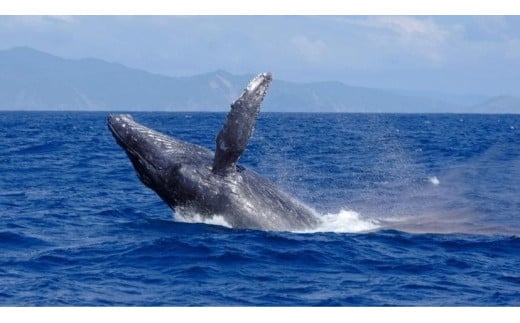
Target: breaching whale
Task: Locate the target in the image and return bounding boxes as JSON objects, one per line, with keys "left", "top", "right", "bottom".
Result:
{"left": 108, "top": 73, "right": 320, "bottom": 231}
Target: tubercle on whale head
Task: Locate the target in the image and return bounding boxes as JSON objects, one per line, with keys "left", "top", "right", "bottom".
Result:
{"left": 107, "top": 114, "right": 138, "bottom": 146}
{"left": 107, "top": 113, "right": 181, "bottom": 183}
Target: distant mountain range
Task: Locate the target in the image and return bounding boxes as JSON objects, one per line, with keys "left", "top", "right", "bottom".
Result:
{"left": 0, "top": 47, "right": 518, "bottom": 113}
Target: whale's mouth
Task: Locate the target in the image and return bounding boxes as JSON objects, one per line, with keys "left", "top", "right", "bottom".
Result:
{"left": 107, "top": 113, "right": 183, "bottom": 179}
{"left": 108, "top": 114, "right": 165, "bottom": 187}
{"left": 107, "top": 114, "right": 134, "bottom": 149}
{"left": 108, "top": 114, "right": 163, "bottom": 157}
{"left": 107, "top": 113, "right": 214, "bottom": 188}
{"left": 108, "top": 114, "right": 149, "bottom": 163}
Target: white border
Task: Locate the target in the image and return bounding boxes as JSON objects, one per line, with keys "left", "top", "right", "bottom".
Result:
{"left": 2, "top": 307, "right": 520, "bottom": 322}
{"left": 1, "top": 0, "right": 520, "bottom": 15}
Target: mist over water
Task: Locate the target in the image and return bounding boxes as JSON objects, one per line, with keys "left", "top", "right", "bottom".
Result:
{"left": 1, "top": 112, "right": 519, "bottom": 306}
{"left": 251, "top": 113, "right": 519, "bottom": 235}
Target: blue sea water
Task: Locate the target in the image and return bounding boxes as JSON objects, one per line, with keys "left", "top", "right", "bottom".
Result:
{"left": 0, "top": 111, "right": 519, "bottom": 306}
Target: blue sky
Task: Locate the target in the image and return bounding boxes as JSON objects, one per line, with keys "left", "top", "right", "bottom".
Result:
{"left": 1, "top": 15, "right": 519, "bottom": 96}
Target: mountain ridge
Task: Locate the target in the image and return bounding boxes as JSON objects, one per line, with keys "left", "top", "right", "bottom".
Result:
{"left": 0, "top": 47, "right": 517, "bottom": 113}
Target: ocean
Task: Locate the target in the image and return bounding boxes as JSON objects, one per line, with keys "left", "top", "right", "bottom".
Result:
{"left": 0, "top": 111, "right": 519, "bottom": 306}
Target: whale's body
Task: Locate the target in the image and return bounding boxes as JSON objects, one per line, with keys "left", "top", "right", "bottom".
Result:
{"left": 108, "top": 73, "right": 320, "bottom": 231}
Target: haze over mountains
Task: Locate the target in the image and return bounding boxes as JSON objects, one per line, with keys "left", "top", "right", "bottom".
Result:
{"left": 0, "top": 47, "right": 518, "bottom": 113}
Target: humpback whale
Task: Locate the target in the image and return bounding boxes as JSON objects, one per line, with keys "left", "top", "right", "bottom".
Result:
{"left": 108, "top": 73, "right": 320, "bottom": 231}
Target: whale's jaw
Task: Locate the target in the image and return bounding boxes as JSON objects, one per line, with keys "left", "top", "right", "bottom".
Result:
{"left": 108, "top": 114, "right": 214, "bottom": 206}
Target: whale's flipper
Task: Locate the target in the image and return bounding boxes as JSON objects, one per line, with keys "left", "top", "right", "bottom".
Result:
{"left": 212, "top": 73, "right": 272, "bottom": 175}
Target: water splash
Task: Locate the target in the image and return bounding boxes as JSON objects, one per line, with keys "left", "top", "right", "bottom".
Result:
{"left": 174, "top": 208, "right": 232, "bottom": 228}
{"left": 428, "top": 176, "right": 440, "bottom": 185}
{"left": 174, "top": 207, "right": 380, "bottom": 234}
{"left": 297, "top": 209, "right": 380, "bottom": 234}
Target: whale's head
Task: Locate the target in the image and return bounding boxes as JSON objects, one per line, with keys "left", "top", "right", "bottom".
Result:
{"left": 108, "top": 114, "right": 215, "bottom": 208}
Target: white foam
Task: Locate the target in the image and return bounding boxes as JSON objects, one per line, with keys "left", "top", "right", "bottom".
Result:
{"left": 173, "top": 207, "right": 379, "bottom": 234}
{"left": 174, "top": 209, "right": 232, "bottom": 228}
{"left": 429, "top": 176, "right": 440, "bottom": 185}
{"left": 297, "top": 209, "right": 380, "bottom": 234}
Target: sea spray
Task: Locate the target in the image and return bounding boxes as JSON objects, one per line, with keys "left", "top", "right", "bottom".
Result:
{"left": 174, "top": 207, "right": 379, "bottom": 234}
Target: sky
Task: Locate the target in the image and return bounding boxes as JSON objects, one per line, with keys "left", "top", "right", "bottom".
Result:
{"left": 0, "top": 15, "right": 519, "bottom": 96}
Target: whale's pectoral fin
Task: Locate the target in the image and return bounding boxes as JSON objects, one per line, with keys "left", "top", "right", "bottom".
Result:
{"left": 212, "top": 72, "right": 272, "bottom": 175}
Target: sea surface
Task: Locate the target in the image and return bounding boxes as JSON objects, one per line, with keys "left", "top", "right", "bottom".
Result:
{"left": 1, "top": 111, "right": 519, "bottom": 306}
